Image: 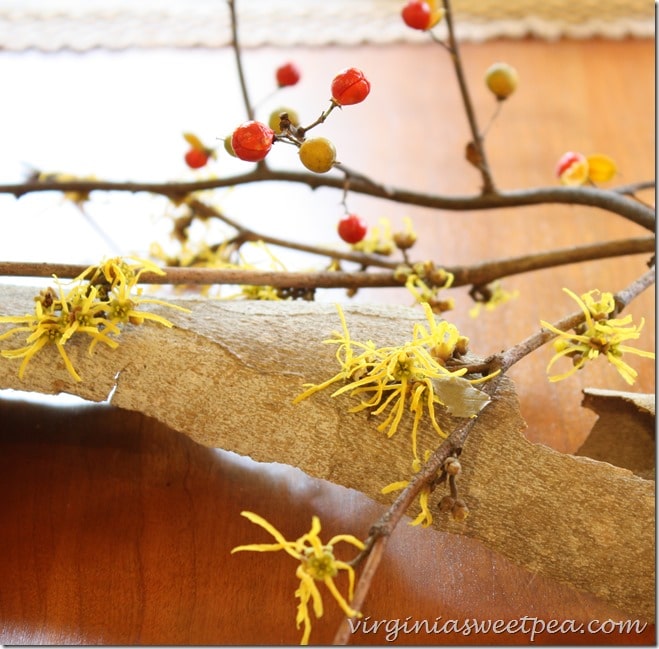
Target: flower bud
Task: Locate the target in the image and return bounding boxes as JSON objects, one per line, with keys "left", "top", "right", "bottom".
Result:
{"left": 455, "top": 336, "right": 469, "bottom": 356}
{"left": 393, "top": 230, "right": 417, "bottom": 250}
{"left": 428, "top": 267, "right": 450, "bottom": 286}
{"left": 429, "top": 298, "right": 454, "bottom": 314}
{"left": 393, "top": 265, "right": 412, "bottom": 282}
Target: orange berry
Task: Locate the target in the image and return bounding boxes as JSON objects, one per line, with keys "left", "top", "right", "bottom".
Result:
{"left": 276, "top": 62, "right": 301, "bottom": 87}
{"left": 337, "top": 214, "right": 367, "bottom": 244}
{"left": 231, "top": 121, "right": 275, "bottom": 162}
{"left": 401, "top": 1, "right": 432, "bottom": 30}
{"left": 184, "top": 148, "right": 210, "bottom": 169}
{"left": 556, "top": 151, "right": 588, "bottom": 185}
{"left": 331, "top": 67, "right": 371, "bottom": 106}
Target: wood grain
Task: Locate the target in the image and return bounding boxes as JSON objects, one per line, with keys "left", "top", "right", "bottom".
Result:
{"left": 0, "top": 398, "right": 654, "bottom": 645}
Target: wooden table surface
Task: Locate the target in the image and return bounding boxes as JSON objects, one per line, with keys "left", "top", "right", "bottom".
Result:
{"left": 0, "top": 37, "right": 655, "bottom": 645}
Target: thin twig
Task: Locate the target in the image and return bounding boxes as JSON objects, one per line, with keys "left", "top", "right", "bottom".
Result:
{"left": 333, "top": 535, "right": 390, "bottom": 644}
{"left": 227, "top": 0, "right": 254, "bottom": 122}
{"left": 442, "top": 0, "right": 496, "bottom": 194}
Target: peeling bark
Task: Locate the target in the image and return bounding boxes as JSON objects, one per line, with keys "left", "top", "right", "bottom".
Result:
{"left": 0, "top": 286, "right": 654, "bottom": 620}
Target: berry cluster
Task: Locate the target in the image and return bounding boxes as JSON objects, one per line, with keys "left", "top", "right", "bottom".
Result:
{"left": 555, "top": 151, "right": 617, "bottom": 185}
{"left": 227, "top": 65, "right": 371, "bottom": 244}
{"left": 229, "top": 66, "right": 370, "bottom": 168}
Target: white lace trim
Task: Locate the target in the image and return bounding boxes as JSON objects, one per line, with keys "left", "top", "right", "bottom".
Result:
{"left": 0, "top": 0, "right": 654, "bottom": 51}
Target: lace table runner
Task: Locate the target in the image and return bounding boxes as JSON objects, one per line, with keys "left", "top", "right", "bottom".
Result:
{"left": 0, "top": 0, "right": 654, "bottom": 51}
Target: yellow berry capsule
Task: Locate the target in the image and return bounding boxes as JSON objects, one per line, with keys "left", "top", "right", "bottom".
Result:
{"left": 268, "top": 107, "right": 300, "bottom": 135}
{"left": 485, "top": 62, "right": 519, "bottom": 100}
{"left": 223, "top": 135, "right": 236, "bottom": 157}
{"left": 586, "top": 153, "right": 617, "bottom": 183}
{"left": 299, "top": 137, "right": 336, "bottom": 173}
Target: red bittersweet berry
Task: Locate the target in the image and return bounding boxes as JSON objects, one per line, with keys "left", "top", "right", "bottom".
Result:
{"left": 231, "top": 121, "right": 275, "bottom": 162}
{"left": 555, "top": 151, "right": 589, "bottom": 185}
{"left": 555, "top": 151, "right": 585, "bottom": 177}
{"left": 401, "top": 1, "right": 432, "bottom": 30}
{"left": 276, "top": 62, "right": 301, "bottom": 88}
{"left": 184, "top": 148, "right": 210, "bottom": 169}
{"left": 182, "top": 132, "right": 214, "bottom": 168}
{"left": 331, "top": 68, "right": 371, "bottom": 106}
{"left": 337, "top": 214, "right": 368, "bottom": 244}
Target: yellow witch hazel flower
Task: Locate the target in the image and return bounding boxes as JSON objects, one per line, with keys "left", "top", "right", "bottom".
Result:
{"left": 469, "top": 281, "right": 519, "bottom": 318}
{"left": 395, "top": 261, "right": 455, "bottom": 314}
{"left": 382, "top": 450, "right": 435, "bottom": 528}
{"left": 0, "top": 283, "right": 118, "bottom": 382}
{"left": 541, "top": 288, "right": 654, "bottom": 385}
{"left": 0, "top": 256, "right": 189, "bottom": 382}
{"left": 231, "top": 511, "right": 364, "bottom": 645}
{"left": 294, "top": 303, "right": 496, "bottom": 465}
{"left": 351, "top": 218, "right": 394, "bottom": 256}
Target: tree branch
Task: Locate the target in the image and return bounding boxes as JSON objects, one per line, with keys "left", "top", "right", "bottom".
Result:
{"left": 3, "top": 171, "right": 653, "bottom": 230}
{"left": 0, "top": 237, "right": 652, "bottom": 291}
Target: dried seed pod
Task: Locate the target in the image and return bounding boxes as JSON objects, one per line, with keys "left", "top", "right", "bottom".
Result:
{"left": 451, "top": 498, "right": 469, "bottom": 522}
{"left": 393, "top": 230, "right": 417, "bottom": 250}
{"left": 438, "top": 495, "right": 455, "bottom": 514}
{"left": 443, "top": 456, "right": 462, "bottom": 476}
